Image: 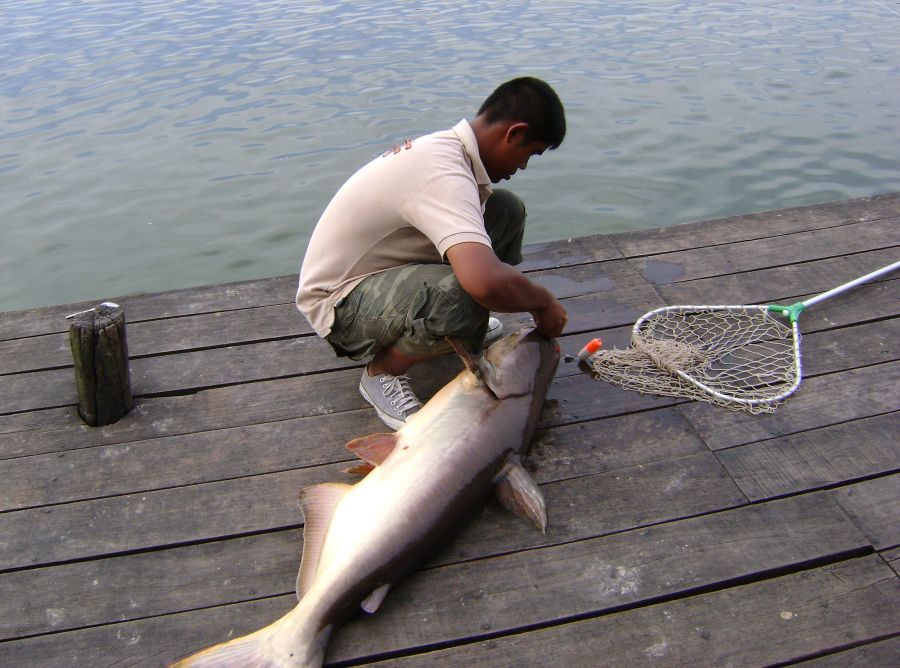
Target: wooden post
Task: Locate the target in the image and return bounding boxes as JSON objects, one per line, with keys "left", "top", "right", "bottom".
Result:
{"left": 68, "top": 302, "right": 133, "bottom": 426}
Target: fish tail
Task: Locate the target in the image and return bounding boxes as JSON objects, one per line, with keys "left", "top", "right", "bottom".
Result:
{"left": 170, "top": 615, "right": 331, "bottom": 668}
{"left": 169, "top": 626, "right": 275, "bottom": 667}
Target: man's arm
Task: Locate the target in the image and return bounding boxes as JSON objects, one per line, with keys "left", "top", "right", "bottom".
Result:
{"left": 445, "top": 242, "right": 568, "bottom": 338}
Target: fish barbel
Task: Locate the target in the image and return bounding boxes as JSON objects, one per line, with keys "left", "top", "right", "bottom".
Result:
{"left": 171, "top": 328, "right": 559, "bottom": 667}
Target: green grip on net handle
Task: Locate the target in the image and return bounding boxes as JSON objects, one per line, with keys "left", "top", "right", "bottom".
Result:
{"left": 768, "top": 302, "right": 806, "bottom": 324}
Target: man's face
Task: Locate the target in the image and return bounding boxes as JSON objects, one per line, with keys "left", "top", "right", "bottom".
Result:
{"left": 483, "top": 124, "right": 549, "bottom": 183}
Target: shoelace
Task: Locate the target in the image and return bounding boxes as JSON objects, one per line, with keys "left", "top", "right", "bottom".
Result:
{"left": 380, "top": 375, "right": 421, "bottom": 414}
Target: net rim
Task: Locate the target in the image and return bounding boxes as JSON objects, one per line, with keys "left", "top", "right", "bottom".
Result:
{"left": 631, "top": 304, "right": 804, "bottom": 408}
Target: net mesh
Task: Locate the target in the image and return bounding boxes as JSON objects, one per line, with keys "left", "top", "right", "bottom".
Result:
{"left": 588, "top": 306, "right": 800, "bottom": 413}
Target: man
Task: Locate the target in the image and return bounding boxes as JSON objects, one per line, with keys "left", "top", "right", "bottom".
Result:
{"left": 296, "top": 77, "right": 568, "bottom": 430}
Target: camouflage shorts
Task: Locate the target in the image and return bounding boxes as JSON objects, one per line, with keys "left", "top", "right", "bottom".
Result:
{"left": 326, "top": 189, "right": 526, "bottom": 360}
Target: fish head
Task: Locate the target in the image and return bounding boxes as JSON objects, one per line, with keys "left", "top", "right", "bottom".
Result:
{"left": 480, "top": 327, "right": 560, "bottom": 400}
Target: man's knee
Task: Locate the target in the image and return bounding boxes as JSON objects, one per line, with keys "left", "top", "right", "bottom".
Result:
{"left": 484, "top": 189, "right": 526, "bottom": 265}
{"left": 486, "top": 189, "right": 526, "bottom": 224}
{"left": 397, "top": 273, "right": 488, "bottom": 356}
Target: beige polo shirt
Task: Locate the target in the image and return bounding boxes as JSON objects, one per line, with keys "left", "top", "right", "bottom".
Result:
{"left": 296, "top": 119, "right": 494, "bottom": 337}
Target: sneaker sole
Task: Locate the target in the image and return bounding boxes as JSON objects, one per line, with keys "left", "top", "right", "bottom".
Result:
{"left": 485, "top": 327, "right": 504, "bottom": 345}
{"left": 484, "top": 316, "right": 504, "bottom": 344}
{"left": 358, "top": 380, "right": 405, "bottom": 431}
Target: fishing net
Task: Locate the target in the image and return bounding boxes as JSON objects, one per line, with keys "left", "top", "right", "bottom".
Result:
{"left": 588, "top": 305, "right": 801, "bottom": 413}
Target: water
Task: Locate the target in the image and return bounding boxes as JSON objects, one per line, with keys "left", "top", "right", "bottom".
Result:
{"left": 2, "top": 0, "right": 899, "bottom": 313}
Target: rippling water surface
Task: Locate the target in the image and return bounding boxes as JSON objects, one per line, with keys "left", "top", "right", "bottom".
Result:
{"left": 1, "top": 0, "right": 898, "bottom": 311}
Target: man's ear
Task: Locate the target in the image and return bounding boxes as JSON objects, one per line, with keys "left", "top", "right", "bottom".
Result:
{"left": 504, "top": 122, "right": 529, "bottom": 144}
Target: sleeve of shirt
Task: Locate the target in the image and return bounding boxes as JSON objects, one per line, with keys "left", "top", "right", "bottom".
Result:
{"left": 401, "top": 154, "right": 492, "bottom": 258}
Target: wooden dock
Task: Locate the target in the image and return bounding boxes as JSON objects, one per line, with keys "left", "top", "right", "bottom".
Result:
{"left": 1, "top": 193, "right": 898, "bottom": 666}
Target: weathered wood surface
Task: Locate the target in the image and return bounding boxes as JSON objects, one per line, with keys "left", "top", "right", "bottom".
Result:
{"left": 67, "top": 303, "right": 134, "bottom": 426}
{"left": 375, "top": 555, "right": 900, "bottom": 667}
{"left": 0, "top": 193, "right": 897, "bottom": 666}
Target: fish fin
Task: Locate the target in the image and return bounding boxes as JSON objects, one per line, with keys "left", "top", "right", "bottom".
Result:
{"left": 447, "top": 337, "right": 480, "bottom": 376}
{"left": 169, "top": 624, "right": 277, "bottom": 667}
{"left": 343, "top": 462, "right": 375, "bottom": 476}
{"left": 346, "top": 432, "right": 399, "bottom": 466}
{"left": 171, "top": 618, "right": 332, "bottom": 668}
{"left": 494, "top": 456, "right": 547, "bottom": 534}
{"left": 447, "top": 336, "right": 503, "bottom": 397}
{"left": 297, "top": 483, "right": 352, "bottom": 600}
{"left": 360, "top": 583, "right": 391, "bottom": 614}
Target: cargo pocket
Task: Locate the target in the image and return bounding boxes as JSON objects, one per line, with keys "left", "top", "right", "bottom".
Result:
{"left": 403, "top": 283, "right": 432, "bottom": 342}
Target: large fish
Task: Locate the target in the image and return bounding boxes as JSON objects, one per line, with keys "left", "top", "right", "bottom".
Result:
{"left": 172, "top": 328, "right": 560, "bottom": 667}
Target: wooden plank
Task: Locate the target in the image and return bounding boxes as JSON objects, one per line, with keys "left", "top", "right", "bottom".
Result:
{"left": 0, "top": 530, "right": 301, "bottom": 642}
{"left": 831, "top": 474, "right": 900, "bottom": 550}
{"left": 0, "top": 451, "right": 743, "bottom": 572}
{"left": 0, "top": 335, "right": 358, "bottom": 415}
{"left": 328, "top": 494, "right": 869, "bottom": 664}
{"left": 793, "top": 636, "right": 900, "bottom": 667}
{"left": 0, "top": 275, "right": 298, "bottom": 342}
{"left": 546, "top": 369, "right": 679, "bottom": 423}
{"left": 0, "top": 258, "right": 648, "bottom": 377}
{"left": 0, "top": 302, "right": 309, "bottom": 375}
{"left": 683, "top": 361, "right": 900, "bottom": 451}
{"left": 0, "top": 595, "right": 287, "bottom": 667}
{"left": 612, "top": 192, "right": 900, "bottom": 257}
{"left": 883, "top": 547, "right": 900, "bottom": 578}
{"left": 0, "top": 403, "right": 705, "bottom": 512}
{"left": 0, "top": 367, "right": 370, "bottom": 458}
{"left": 656, "top": 250, "right": 898, "bottom": 314}
{"left": 0, "top": 465, "right": 332, "bottom": 572}
{"left": 370, "top": 554, "right": 899, "bottom": 668}
{"left": 716, "top": 412, "right": 900, "bottom": 501}
{"left": 517, "top": 233, "right": 621, "bottom": 271}
{"left": 654, "top": 248, "right": 899, "bottom": 316}
{"left": 796, "top": 318, "right": 898, "bottom": 376}
{"left": 0, "top": 493, "right": 868, "bottom": 663}
{"left": 0, "top": 277, "right": 668, "bottom": 416}
{"left": 2, "top": 313, "right": 891, "bottom": 458}
{"left": 629, "top": 218, "right": 897, "bottom": 286}
{"left": 529, "top": 407, "right": 708, "bottom": 483}
{"left": 438, "top": 452, "right": 745, "bottom": 566}
{"left": 0, "top": 410, "right": 374, "bottom": 512}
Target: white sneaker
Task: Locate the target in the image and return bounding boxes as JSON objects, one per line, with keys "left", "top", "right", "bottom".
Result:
{"left": 359, "top": 369, "right": 422, "bottom": 430}
{"left": 485, "top": 317, "right": 504, "bottom": 344}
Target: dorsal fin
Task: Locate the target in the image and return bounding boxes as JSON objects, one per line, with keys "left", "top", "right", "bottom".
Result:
{"left": 296, "top": 483, "right": 352, "bottom": 600}
{"left": 446, "top": 336, "right": 505, "bottom": 397}
{"left": 446, "top": 337, "right": 481, "bottom": 376}
{"left": 346, "top": 433, "right": 399, "bottom": 466}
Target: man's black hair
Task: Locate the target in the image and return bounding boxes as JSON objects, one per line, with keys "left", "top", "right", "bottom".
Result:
{"left": 477, "top": 77, "right": 566, "bottom": 149}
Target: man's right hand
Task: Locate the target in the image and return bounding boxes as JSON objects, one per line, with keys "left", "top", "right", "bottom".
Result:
{"left": 531, "top": 298, "right": 568, "bottom": 338}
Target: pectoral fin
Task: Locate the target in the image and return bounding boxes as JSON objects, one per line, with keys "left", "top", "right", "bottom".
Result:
{"left": 297, "top": 483, "right": 352, "bottom": 600}
{"left": 494, "top": 456, "right": 547, "bottom": 534}
{"left": 360, "top": 583, "right": 391, "bottom": 614}
{"left": 342, "top": 462, "right": 375, "bottom": 477}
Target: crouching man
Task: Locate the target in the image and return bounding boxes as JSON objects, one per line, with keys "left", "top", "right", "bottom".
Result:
{"left": 296, "top": 77, "right": 568, "bottom": 429}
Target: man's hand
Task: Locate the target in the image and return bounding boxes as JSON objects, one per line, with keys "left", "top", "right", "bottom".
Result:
{"left": 531, "top": 299, "right": 568, "bottom": 338}
{"left": 445, "top": 242, "right": 568, "bottom": 338}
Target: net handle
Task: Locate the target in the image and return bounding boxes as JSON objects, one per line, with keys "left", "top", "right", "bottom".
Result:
{"left": 768, "top": 259, "right": 900, "bottom": 323}
{"left": 802, "top": 259, "right": 900, "bottom": 308}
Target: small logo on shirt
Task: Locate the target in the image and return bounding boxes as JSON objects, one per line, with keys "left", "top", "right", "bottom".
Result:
{"left": 382, "top": 138, "right": 413, "bottom": 157}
